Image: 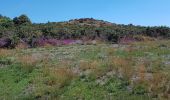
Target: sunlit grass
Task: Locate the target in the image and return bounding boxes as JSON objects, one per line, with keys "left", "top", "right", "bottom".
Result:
{"left": 0, "top": 40, "right": 170, "bottom": 99}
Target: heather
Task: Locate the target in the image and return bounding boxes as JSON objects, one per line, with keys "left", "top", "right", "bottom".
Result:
{"left": 0, "top": 15, "right": 170, "bottom": 48}
{"left": 0, "top": 14, "right": 170, "bottom": 100}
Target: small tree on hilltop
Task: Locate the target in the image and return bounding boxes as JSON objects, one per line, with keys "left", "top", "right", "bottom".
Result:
{"left": 13, "top": 14, "right": 31, "bottom": 26}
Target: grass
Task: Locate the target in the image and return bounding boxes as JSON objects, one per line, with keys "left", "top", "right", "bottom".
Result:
{"left": 0, "top": 40, "right": 170, "bottom": 99}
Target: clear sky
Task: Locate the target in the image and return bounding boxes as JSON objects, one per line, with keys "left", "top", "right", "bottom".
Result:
{"left": 0, "top": 0, "right": 170, "bottom": 26}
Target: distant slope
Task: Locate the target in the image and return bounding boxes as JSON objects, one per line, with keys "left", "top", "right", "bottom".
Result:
{"left": 0, "top": 14, "right": 170, "bottom": 48}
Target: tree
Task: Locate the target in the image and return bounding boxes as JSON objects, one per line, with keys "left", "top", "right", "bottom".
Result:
{"left": 13, "top": 14, "right": 31, "bottom": 26}
{"left": 0, "top": 14, "right": 2, "bottom": 18}
{"left": 0, "top": 15, "right": 14, "bottom": 28}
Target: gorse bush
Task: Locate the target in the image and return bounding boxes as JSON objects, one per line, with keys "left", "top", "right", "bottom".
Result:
{"left": 0, "top": 14, "right": 170, "bottom": 48}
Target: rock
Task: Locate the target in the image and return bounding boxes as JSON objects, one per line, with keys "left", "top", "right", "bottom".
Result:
{"left": 164, "top": 61, "right": 170, "bottom": 65}
{"left": 144, "top": 73, "right": 153, "bottom": 81}
{"left": 92, "top": 40, "right": 97, "bottom": 45}
{"left": 112, "top": 44, "right": 119, "bottom": 48}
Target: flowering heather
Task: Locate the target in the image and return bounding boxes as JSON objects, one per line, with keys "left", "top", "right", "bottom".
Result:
{"left": 34, "top": 38, "right": 79, "bottom": 46}
{"left": 0, "top": 38, "right": 11, "bottom": 48}
{"left": 62, "top": 39, "right": 76, "bottom": 45}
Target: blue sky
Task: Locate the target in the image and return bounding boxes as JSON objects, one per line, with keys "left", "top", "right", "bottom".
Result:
{"left": 0, "top": 0, "right": 170, "bottom": 26}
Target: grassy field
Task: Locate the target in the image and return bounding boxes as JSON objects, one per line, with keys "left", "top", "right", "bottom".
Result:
{"left": 0, "top": 40, "right": 170, "bottom": 100}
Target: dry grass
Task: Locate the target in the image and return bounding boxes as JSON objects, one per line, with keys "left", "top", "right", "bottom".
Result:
{"left": 91, "top": 68, "right": 107, "bottom": 79}
{"left": 112, "top": 57, "right": 129, "bottom": 67}
{"left": 148, "top": 72, "right": 169, "bottom": 98}
{"left": 43, "top": 67, "right": 75, "bottom": 88}
{"left": 41, "top": 53, "right": 51, "bottom": 65}
{"left": 138, "top": 64, "right": 147, "bottom": 82}
{"left": 107, "top": 48, "right": 116, "bottom": 55}
{"left": 0, "top": 49, "right": 13, "bottom": 57}
{"left": 79, "top": 59, "right": 115, "bottom": 79}
{"left": 79, "top": 60, "right": 99, "bottom": 71}
{"left": 44, "top": 43, "right": 53, "bottom": 48}
{"left": 116, "top": 57, "right": 134, "bottom": 79}
{"left": 134, "top": 35, "right": 156, "bottom": 42}
{"left": 17, "top": 55, "right": 39, "bottom": 65}
{"left": 124, "top": 46, "right": 137, "bottom": 53}
{"left": 16, "top": 54, "right": 40, "bottom": 72}
{"left": 52, "top": 68, "right": 75, "bottom": 87}
{"left": 15, "top": 43, "right": 29, "bottom": 49}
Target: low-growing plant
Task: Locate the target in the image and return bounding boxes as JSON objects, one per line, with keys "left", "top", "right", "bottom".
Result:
{"left": 107, "top": 47, "right": 116, "bottom": 55}
{"left": 16, "top": 55, "right": 39, "bottom": 73}
{"left": 149, "top": 72, "right": 169, "bottom": 99}
{"left": 42, "top": 66, "right": 75, "bottom": 87}
{"left": 111, "top": 57, "right": 134, "bottom": 79}
{"left": 104, "top": 76, "right": 128, "bottom": 93}
{"left": 0, "top": 57, "right": 12, "bottom": 65}
{"left": 132, "top": 84, "right": 148, "bottom": 95}
{"left": 138, "top": 64, "right": 147, "bottom": 82}
{"left": 0, "top": 49, "right": 13, "bottom": 57}
{"left": 79, "top": 60, "right": 100, "bottom": 71}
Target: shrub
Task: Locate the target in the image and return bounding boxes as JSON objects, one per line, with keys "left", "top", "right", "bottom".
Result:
{"left": 0, "top": 57, "right": 11, "bottom": 65}
{"left": 132, "top": 84, "right": 148, "bottom": 95}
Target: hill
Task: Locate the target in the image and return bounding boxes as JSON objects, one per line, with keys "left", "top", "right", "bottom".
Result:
{"left": 0, "top": 14, "right": 170, "bottom": 48}
{"left": 0, "top": 14, "right": 170, "bottom": 99}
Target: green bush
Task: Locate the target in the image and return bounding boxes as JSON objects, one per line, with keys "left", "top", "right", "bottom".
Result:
{"left": 132, "top": 84, "right": 148, "bottom": 95}
{"left": 0, "top": 14, "right": 170, "bottom": 48}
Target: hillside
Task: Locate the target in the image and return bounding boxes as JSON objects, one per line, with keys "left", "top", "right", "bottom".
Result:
{"left": 0, "top": 40, "right": 170, "bottom": 99}
{"left": 0, "top": 14, "right": 170, "bottom": 100}
{"left": 0, "top": 14, "right": 170, "bottom": 48}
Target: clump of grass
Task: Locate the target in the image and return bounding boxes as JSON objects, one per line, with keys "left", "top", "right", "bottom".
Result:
{"left": 16, "top": 55, "right": 39, "bottom": 73}
{"left": 111, "top": 57, "right": 134, "bottom": 79}
{"left": 0, "top": 57, "right": 12, "bottom": 65}
{"left": 133, "top": 61, "right": 170, "bottom": 99}
{"left": 79, "top": 60, "right": 90, "bottom": 71}
{"left": 40, "top": 53, "right": 51, "bottom": 65}
{"left": 44, "top": 43, "right": 53, "bottom": 48}
{"left": 15, "top": 43, "right": 28, "bottom": 49}
{"left": 138, "top": 64, "right": 147, "bottom": 82}
{"left": 17, "top": 55, "right": 38, "bottom": 65}
{"left": 0, "top": 49, "right": 13, "bottom": 57}
{"left": 90, "top": 67, "right": 107, "bottom": 79}
{"left": 27, "top": 65, "right": 76, "bottom": 99}
{"left": 79, "top": 60, "right": 107, "bottom": 80}
{"left": 0, "top": 49, "right": 14, "bottom": 66}
{"left": 50, "top": 68, "right": 75, "bottom": 87}
{"left": 124, "top": 46, "right": 137, "bottom": 53}
{"left": 107, "top": 48, "right": 116, "bottom": 55}
{"left": 79, "top": 60, "right": 99, "bottom": 71}
{"left": 148, "top": 72, "right": 169, "bottom": 99}
{"left": 132, "top": 84, "right": 148, "bottom": 95}
{"left": 43, "top": 68, "right": 75, "bottom": 96}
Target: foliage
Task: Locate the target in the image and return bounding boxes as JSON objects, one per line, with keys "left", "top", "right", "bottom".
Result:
{"left": 0, "top": 14, "right": 170, "bottom": 48}
{"left": 13, "top": 14, "right": 31, "bottom": 26}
